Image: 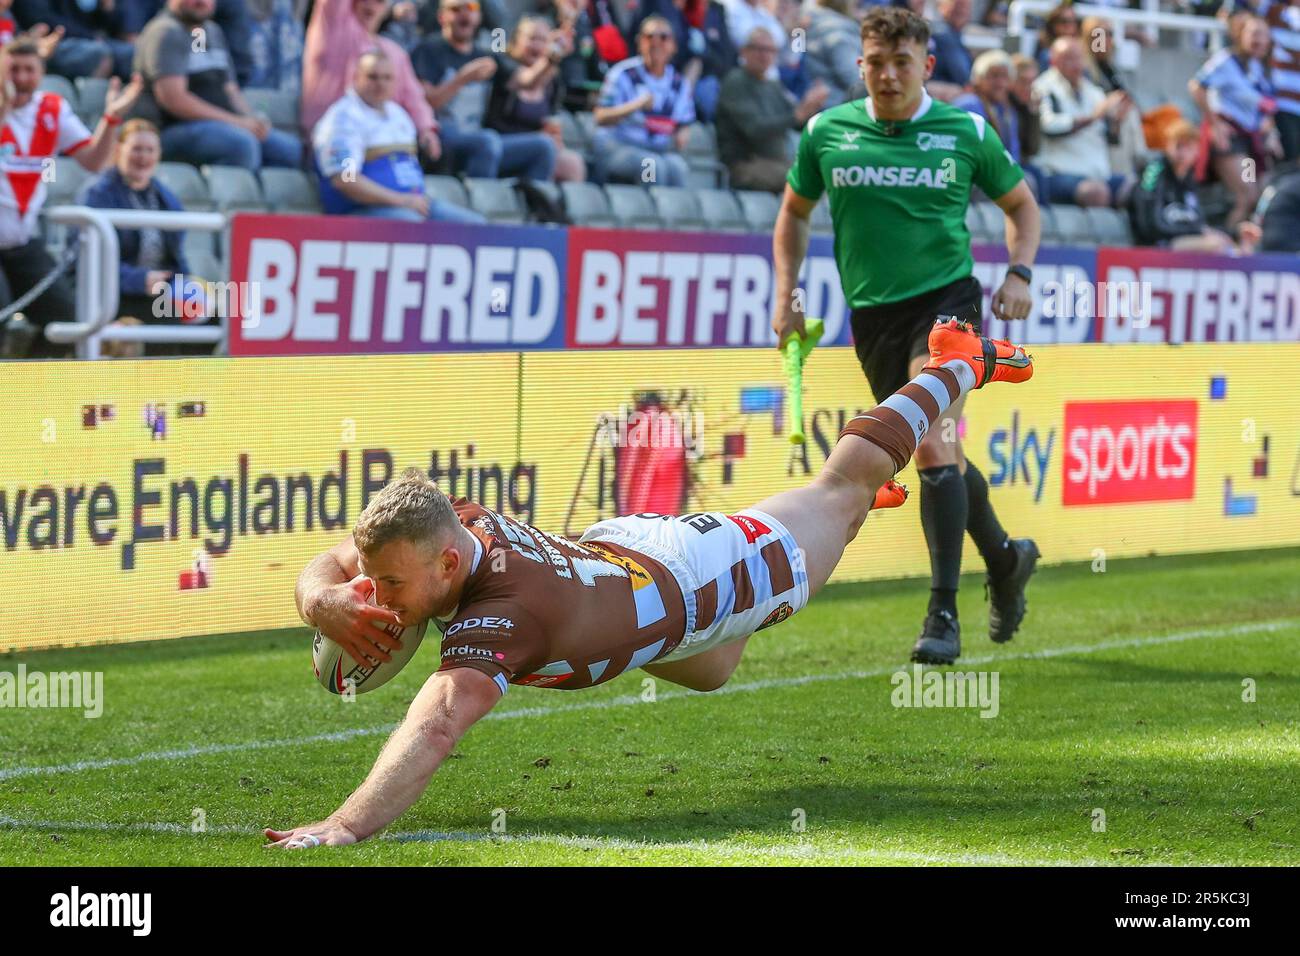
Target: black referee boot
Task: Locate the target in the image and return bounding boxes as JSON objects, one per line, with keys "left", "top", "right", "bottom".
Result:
{"left": 987, "top": 538, "right": 1041, "bottom": 643}
{"left": 910, "top": 609, "right": 961, "bottom": 665}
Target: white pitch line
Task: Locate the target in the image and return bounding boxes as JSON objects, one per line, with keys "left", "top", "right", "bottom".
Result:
{"left": 0, "top": 814, "right": 1104, "bottom": 866}
{"left": 1, "top": 616, "right": 1294, "bottom": 784}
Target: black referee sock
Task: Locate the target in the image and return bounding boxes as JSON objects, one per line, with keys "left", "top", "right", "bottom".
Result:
{"left": 964, "top": 462, "right": 1016, "bottom": 579}
{"left": 919, "top": 464, "right": 967, "bottom": 618}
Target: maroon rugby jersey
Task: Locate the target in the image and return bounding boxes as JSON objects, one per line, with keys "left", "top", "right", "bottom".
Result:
{"left": 435, "top": 498, "right": 688, "bottom": 692}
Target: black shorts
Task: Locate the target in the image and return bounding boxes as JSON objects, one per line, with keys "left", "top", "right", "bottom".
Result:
{"left": 849, "top": 275, "right": 983, "bottom": 403}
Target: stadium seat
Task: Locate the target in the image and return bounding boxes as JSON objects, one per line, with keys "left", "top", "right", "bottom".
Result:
{"left": 464, "top": 177, "right": 527, "bottom": 223}
{"left": 681, "top": 123, "right": 717, "bottom": 161}
{"left": 735, "top": 189, "right": 780, "bottom": 233}
{"left": 981, "top": 203, "right": 1007, "bottom": 244}
{"left": 965, "top": 203, "right": 995, "bottom": 243}
{"left": 686, "top": 163, "right": 727, "bottom": 189}
{"left": 575, "top": 110, "right": 599, "bottom": 148}
{"left": 559, "top": 181, "right": 617, "bottom": 228}
{"left": 424, "top": 174, "right": 471, "bottom": 212}
{"left": 74, "top": 76, "right": 109, "bottom": 124}
{"left": 258, "top": 167, "right": 322, "bottom": 214}
{"left": 810, "top": 197, "right": 833, "bottom": 235}
{"left": 243, "top": 87, "right": 300, "bottom": 132}
{"left": 1084, "top": 206, "right": 1134, "bottom": 246}
{"left": 38, "top": 75, "right": 78, "bottom": 109}
{"left": 1038, "top": 205, "right": 1063, "bottom": 246}
{"left": 48, "top": 156, "right": 90, "bottom": 207}
{"left": 1050, "top": 205, "right": 1095, "bottom": 245}
{"left": 694, "top": 188, "right": 747, "bottom": 232}
{"left": 603, "top": 183, "right": 663, "bottom": 229}
{"left": 520, "top": 179, "right": 565, "bottom": 224}
{"left": 649, "top": 185, "right": 706, "bottom": 230}
{"left": 182, "top": 230, "right": 224, "bottom": 282}
{"left": 198, "top": 249, "right": 228, "bottom": 283}
{"left": 556, "top": 111, "right": 587, "bottom": 152}
{"left": 1135, "top": 47, "right": 1207, "bottom": 113}
{"left": 682, "top": 124, "right": 728, "bottom": 188}
{"left": 200, "top": 164, "right": 268, "bottom": 213}
{"left": 156, "top": 162, "right": 214, "bottom": 211}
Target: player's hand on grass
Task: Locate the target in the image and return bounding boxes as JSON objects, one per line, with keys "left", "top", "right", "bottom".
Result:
{"left": 992, "top": 271, "right": 1032, "bottom": 322}
{"left": 313, "top": 576, "right": 403, "bottom": 666}
{"left": 263, "top": 818, "right": 359, "bottom": 850}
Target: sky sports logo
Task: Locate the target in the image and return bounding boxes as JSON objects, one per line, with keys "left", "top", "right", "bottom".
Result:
{"left": 988, "top": 410, "right": 1054, "bottom": 503}
{"left": 1063, "top": 401, "right": 1197, "bottom": 505}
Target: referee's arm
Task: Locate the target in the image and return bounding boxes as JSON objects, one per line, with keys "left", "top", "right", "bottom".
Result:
{"left": 990, "top": 180, "right": 1040, "bottom": 321}
{"left": 772, "top": 185, "right": 818, "bottom": 347}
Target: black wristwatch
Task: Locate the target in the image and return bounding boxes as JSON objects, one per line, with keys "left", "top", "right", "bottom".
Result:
{"left": 1006, "top": 263, "right": 1033, "bottom": 284}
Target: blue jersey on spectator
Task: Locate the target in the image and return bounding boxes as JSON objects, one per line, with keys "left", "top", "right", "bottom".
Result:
{"left": 1194, "top": 49, "right": 1275, "bottom": 133}
{"left": 598, "top": 56, "right": 696, "bottom": 150}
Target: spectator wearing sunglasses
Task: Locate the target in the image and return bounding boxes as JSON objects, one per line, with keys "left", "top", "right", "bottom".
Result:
{"left": 592, "top": 14, "right": 695, "bottom": 185}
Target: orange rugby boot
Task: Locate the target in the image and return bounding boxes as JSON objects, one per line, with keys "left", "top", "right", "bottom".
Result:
{"left": 872, "top": 478, "right": 909, "bottom": 510}
{"left": 924, "top": 319, "right": 1033, "bottom": 388}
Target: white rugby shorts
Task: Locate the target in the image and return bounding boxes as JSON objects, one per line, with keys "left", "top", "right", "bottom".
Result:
{"left": 579, "top": 509, "right": 810, "bottom": 662}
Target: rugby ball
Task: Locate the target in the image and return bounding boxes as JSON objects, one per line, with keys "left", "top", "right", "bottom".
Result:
{"left": 312, "top": 584, "right": 429, "bottom": 695}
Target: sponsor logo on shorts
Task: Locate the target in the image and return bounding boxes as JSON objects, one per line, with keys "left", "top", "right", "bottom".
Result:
{"left": 755, "top": 601, "right": 794, "bottom": 631}
{"left": 1063, "top": 400, "right": 1196, "bottom": 505}
{"left": 517, "top": 672, "right": 572, "bottom": 687}
{"left": 726, "top": 513, "right": 771, "bottom": 544}
{"left": 680, "top": 513, "right": 724, "bottom": 534}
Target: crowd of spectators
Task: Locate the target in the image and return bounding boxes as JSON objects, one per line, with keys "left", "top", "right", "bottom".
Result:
{"left": 1, "top": 0, "right": 1299, "bottom": 359}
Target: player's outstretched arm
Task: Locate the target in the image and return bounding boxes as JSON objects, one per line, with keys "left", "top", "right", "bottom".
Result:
{"left": 264, "top": 667, "right": 501, "bottom": 849}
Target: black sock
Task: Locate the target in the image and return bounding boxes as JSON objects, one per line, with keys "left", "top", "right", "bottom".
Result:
{"left": 964, "top": 462, "right": 1016, "bottom": 578}
{"left": 919, "top": 464, "right": 967, "bottom": 618}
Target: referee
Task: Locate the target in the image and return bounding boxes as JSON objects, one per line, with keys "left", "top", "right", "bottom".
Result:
{"left": 772, "top": 6, "right": 1042, "bottom": 665}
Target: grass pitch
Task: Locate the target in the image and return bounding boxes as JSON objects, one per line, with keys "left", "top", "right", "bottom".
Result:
{"left": 2, "top": 547, "right": 1298, "bottom": 866}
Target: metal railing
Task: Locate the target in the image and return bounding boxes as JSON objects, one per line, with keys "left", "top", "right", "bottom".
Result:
{"left": 1006, "top": 0, "right": 1226, "bottom": 58}
{"left": 41, "top": 206, "right": 228, "bottom": 360}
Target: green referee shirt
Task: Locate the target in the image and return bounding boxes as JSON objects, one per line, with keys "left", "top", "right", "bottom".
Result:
{"left": 787, "top": 91, "right": 1024, "bottom": 309}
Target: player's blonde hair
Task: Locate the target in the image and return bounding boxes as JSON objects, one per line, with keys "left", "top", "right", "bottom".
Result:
{"left": 353, "top": 468, "right": 460, "bottom": 556}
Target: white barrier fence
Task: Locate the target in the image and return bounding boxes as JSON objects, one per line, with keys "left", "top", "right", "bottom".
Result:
{"left": 1006, "top": 0, "right": 1226, "bottom": 57}
{"left": 42, "top": 206, "right": 228, "bottom": 360}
